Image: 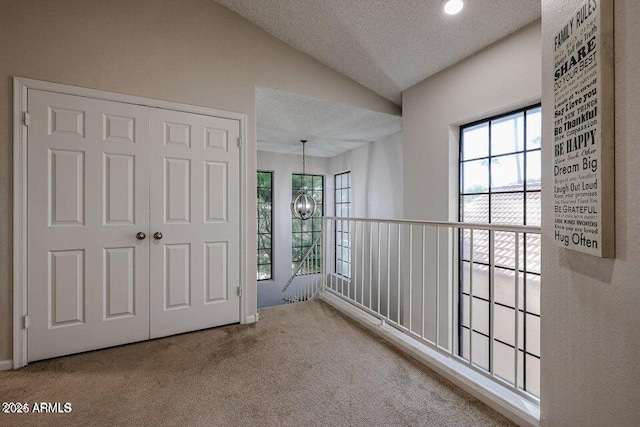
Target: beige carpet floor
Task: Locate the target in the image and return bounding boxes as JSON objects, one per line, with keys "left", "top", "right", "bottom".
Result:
{"left": 0, "top": 300, "right": 514, "bottom": 426}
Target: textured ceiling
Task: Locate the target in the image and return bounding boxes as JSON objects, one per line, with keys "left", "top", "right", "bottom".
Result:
{"left": 256, "top": 87, "right": 402, "bottom": 157}
{"left": 215, "top": 0, "right": 541, "bottom": 104}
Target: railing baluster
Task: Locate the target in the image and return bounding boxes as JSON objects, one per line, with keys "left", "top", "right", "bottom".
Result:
{"left": 318, "top": 253, "right": 321, "bottom": 295}
{"left": 386, "top": 224, "right": 391, "bottom": 317}
{"left": 307, "top": 245, "right": 318, "bottom": 299}
{"left": 469, "top": 228, "right": 474, "bottom": 367}
{"left": 347, "top": 221, "right": 358, "bottom": 300}
{"left": 514, "top": 232, "right": 520, "bottom": 389}
{"left": 369, "top": 222, "right": 373, "bottom": 310}
{"left": 397, "top": 223, "right": 401, "bottom": 325}
{"left": 331, "top": 220, "right": 335, "bottom": 292}
{"left": 339, "top": 218, "right": 343, "bottom": 296}
{"left": 361, "top": 220, "right": 365, "bottom": 305}
{"left": 523, "top": 231, "right": 529, "bottom": 392}
{"left": 377, "top": 222, "right": 381, "bottom": 314}
{"left": 489, "top": 229, "right": 495, "bottom": 375}
{"left": 436, "top": 225, "right": 440, "bottom": 348}
{"left": 322, "top": 223, "right": 326, "bottom": 292}
{"left": 421, "top": 225, "right": 426, "bottom": 339}
{"left": 449, "top": 228, "right": 461, "bottom": 353}
{"left": 409, "top": 224, "right": 413, "bottom": 333}
{"left": 336, "top": 219, "right": 339, "bottom": 293}
{"left": 451, "top": 227, "right": 456, "bottom": 355}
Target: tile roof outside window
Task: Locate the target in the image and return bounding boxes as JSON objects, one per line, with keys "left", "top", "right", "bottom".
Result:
{"left": 458, "top": 104, "right": 541, "bottom": 398}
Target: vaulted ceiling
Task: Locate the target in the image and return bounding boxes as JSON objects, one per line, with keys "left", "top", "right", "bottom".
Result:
{"left": 214, "top": 0, "right": 541, "bottom": 104}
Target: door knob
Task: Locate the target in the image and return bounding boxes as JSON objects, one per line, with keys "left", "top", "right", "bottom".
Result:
{"left": 136, "top": 232, "right": 146, "bottom": 240}
{"left": 153, "top": 232, "right": 163, "bottom": 240}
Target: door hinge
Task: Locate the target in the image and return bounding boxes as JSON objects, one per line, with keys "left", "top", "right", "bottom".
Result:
{"left": 237, "top": 137, "right": 242, "bottom": 148}
{"left": 23, "top": 112, "right": 31, "bottom": 127}
{"left": 237, "top": 286, "right": 242, "bottom": 297}
{"left": 23, "top": 315, "right": 29, "bottom": 329}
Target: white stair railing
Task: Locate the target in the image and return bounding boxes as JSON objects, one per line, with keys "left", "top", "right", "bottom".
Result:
{"left": 282, "top": 232, "right": 323, "bottom": 304}
{"left": 322, "top": 216, "right": 542, "bottom": 403}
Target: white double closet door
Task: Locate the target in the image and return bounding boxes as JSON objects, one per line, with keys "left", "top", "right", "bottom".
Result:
{"left": 27, "top": 89, "right": 240, "bottom": 362}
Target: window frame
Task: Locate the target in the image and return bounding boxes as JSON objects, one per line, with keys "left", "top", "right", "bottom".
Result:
{"left": 257, "top": 171, "right": 274, "bottom": 281}
{"left": 457, "top": 104, "right": 542, "bottom": 397}
{"left": 334, "top": 171, "right": 351, "bottom": 279}
{"left": 291, "top": 173, "right": 324, "bottom": 275}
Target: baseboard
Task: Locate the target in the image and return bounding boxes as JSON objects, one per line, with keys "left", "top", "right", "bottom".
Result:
{"left": 318, "top": 290, "right": 540, "bottom": 427}
{"left": 0, "top": 360, "right": 13, "bottom": 371}
{"left": 243, "top": 313, "right": 259, "bottom": 324}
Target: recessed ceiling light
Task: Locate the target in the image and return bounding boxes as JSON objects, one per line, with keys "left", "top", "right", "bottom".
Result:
{"left": 443, "top": 0, "right": 464, "bottom": 15}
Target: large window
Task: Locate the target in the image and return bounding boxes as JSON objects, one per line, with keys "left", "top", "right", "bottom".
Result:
{"left": 257, "top": 171, "right": 273, "bottom": 281}
{"left": 459, "top": 105, "right": 541, "bottom": 397}
{"left": 334, "top": 171, "right": 351, "bottom": 278}
{"left": 292, "top": 174, "right": 323, "bottom": 274}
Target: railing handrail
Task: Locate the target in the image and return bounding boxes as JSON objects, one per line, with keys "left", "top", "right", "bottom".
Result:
{"left": 282, "top": 231, "right": 324, "bottom": 293}
{"left": 324, "top": 216, "right": 541, "bottom": 234}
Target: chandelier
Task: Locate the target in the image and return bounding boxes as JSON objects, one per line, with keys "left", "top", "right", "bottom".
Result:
{"left": 291, "top": 140, "right": 317, "bottom": 221}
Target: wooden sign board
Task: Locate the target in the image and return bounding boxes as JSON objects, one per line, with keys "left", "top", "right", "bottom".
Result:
{"left": 552, "top": 0, "right": 615, "bottom": 257}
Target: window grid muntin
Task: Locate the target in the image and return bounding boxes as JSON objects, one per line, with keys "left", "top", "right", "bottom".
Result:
{"left": 334, "top": 172, "right": 351, "bottom": 278}
{"left": 459, "top": 325, "right": 541, "bottom": 359}
{"left": 292, "top": 174, "right": 324, "bottom": 275}
{"left": 257, "top": 171, "right": 273, "bottom": 281}
{"left": 458, "top": 104, "right": 541, "bottom": 396}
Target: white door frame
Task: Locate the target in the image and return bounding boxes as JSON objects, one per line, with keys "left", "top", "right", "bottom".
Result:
{"left": 13, "top": 77, "right": 250, "bottom": 369}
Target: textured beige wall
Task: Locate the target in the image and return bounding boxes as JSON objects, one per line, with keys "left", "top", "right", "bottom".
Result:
{"left": 541, "top": 0, "right": 640, "bottom": 425}
{"left": 0, "top": 0, "right": 399, "bottom": 362}
{"left": 329, "top": 132, "right": 403, "bottom": 220}
{"left": 402, "top": 21, "right": 541, "bottom": 222}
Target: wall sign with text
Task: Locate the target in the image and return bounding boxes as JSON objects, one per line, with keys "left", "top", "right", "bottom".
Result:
{"left": 552, "top": 0, "right": 614, "bottom": 258}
